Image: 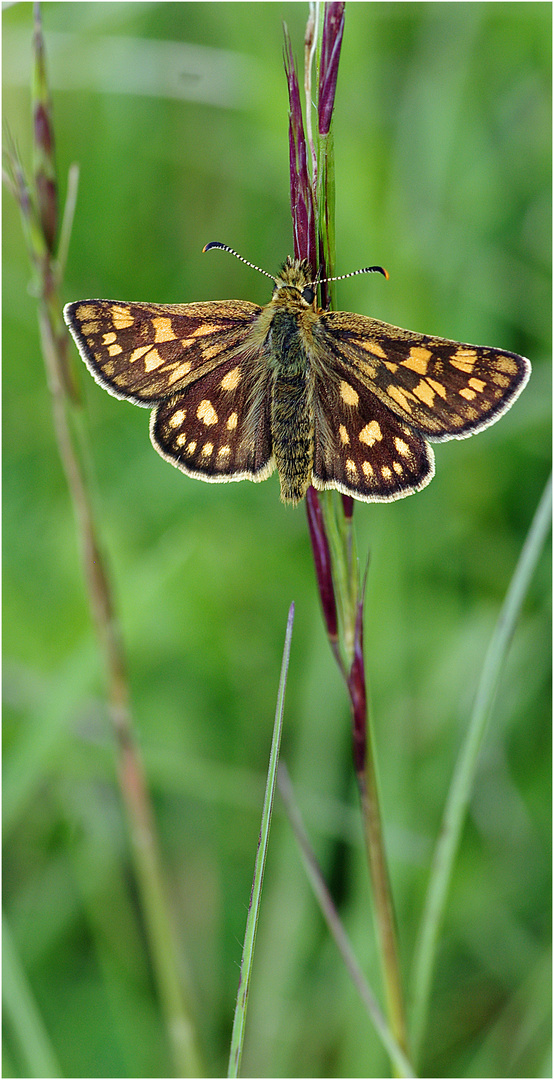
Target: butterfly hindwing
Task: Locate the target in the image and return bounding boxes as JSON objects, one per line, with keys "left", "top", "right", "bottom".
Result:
{"left": 151, "top": 354, "right": 274, "bottom": 484}
{"left": 312, "top": 365, "right": 434, "bottom": 501}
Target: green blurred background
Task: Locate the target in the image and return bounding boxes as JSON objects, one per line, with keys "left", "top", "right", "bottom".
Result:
{"left": 3, "top": 3, "right": 551, "bottom": 1077}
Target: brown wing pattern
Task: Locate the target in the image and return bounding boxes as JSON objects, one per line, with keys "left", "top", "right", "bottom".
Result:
{"left": 312, "top": 365, "right": 434, "bottom": 501}
{"left": 320, "top": 312, "right": 531, "bottom": 441}
{"left": 63, "top": 299, "right": 262, "bottom": 406}
{"left": 151, "top": 354, "right": 274, "bottom": 484}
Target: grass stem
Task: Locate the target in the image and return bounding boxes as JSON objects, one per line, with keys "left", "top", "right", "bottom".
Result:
{"left": 410, "top": 475, "right": 552, "bottom": 1060}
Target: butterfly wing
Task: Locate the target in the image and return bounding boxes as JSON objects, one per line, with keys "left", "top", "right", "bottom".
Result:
{"left": 320, "top": 311, "right": 531, "bottom": 441}
{"left": 311, "top": 364, "right": 434, "bottom": 501}
{"left": 151, "top": 353, "right": 274, "bottom": 484}
{"left": 64, "top": 298, "right": 276, "bottom": 484}
{"left": 63, "top": 299, "right": 262, "bottom": 406}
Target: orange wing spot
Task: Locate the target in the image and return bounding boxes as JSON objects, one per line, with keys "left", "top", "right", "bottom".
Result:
{"left": 197, "top": 400, "right": 218, "bottom": 425}
{"left": 459, "top": 386, "right": 477, "bottom": 401}
{"left": 108, "top": 343, "right": 123, "bottom": 357}
{"left": 449, "top": 350, "right": 476, "bottom": 373}
{"left": 202, "top": 343, "right": 228, "bottom": 361}
{"left": 102, "top": 331, "right": 117, "bottom": 345}
{"left": 381, "top": 466, "right": 392, "bottom": 480}
{"left": 191, "top": 323, "right": 220, "bottom": 337}
{"left": 345, "top": 459, "right": 358, "bottom": 477}
{"left": 81, "top": 322, "right": 99, "bottom": 335}
{"left": 169, "top": 409, "right": 186, "bottom": 428}
{"left": 221, "top": 366, "right": 241, "bottom": 391}
{"left": 186, "top": 440, "right": 197, "bottom": 454}
{"left": 338, "top": 424, "right": 350, "bottom": 445}
{"left": 340, "top": 381, "right": 359, "bottom": 407}
{"left": 495, "top": 355, "right": 518, "bottom": 375}
{"left": 217, "top": 445, "right": 231, "bottom": 459}
{"left": 168, "top": 361, "right": 192, "bottom": 384}
{"left": 393, "top": 462, "right": 403, "bottom": 475}
{"left": 152, "top": 316, "right": 177, "bottom": 343}
{"left": 362, "top": 461, "right": 374, "bottom": 478}
{"left": 200, "top": 442, "right": 214, "bottom": 457}
{"left": 144, "top": 348, "right": 165, "bottom": 372}
{"left": 402, "top": 346, "right": 433, "bottom": 374}
{"left": 103, "top": 361, "right": 115, "bottom": 376}
{"left": 411, "top": 345, "right": 433, "bottom": 362}
{"left": 359, "top": 421, "right": 382, "bottom": 446}
{"left": 468, "top": 377, "right": 486, "bottom": 393}
{"left": 111, "top": 306, "right": 134, "bottom": 329}
{"left": 413, "top": 380, "right": 435, "bottom": 407}
{"left": 387, "top": 385, "right": 414, "bottom": 413}
{"left": 383, "top": 361, "right": 399, "bottom": 373}
{"left": 394, "top": 437, "right": 410, "bottom": 457}
{"left": 175, "top": 433, "right": 188, "bottom": 447}
{"left": 427, "top": 377, "right": 447, "bottom": 399}
{"left": 129, "top": 345, "right": 152, "bottom": 363}
{"left": 227, "top": 412, "right": 238, "bottom": 431}
{"left": 362, "top": 339, "right": 388, "bottom": 360}
{"left": 76, "top": 304, "right": 99, "bottom": 320}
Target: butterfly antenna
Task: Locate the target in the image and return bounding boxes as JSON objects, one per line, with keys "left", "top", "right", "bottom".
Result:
{"left": 308, "top": 264, "right": 389, "bottom": 286}
{"left": 203, "top": 242, "right": 277, "bottom": 283}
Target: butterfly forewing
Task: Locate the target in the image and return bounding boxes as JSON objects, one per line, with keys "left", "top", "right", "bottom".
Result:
{"left": 151, "top": 354, "right": 274, "bottom": 483}
{"left": 321, "top": 312, "right": 530, "bottom": 441}
{"left": 64, "top": 299, "right": 261, "bottom": 405}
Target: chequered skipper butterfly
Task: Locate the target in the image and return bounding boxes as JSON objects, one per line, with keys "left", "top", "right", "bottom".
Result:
{"left": 64, "top": 243, "right": 530, "bottom": 505}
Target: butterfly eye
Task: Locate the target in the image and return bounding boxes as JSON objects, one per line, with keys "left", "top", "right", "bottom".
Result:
{"left": 301, "top": 286, "right": 315, "bottom": 304}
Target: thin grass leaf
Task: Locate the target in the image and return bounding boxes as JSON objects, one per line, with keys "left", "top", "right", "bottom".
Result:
{"left": 56, "top": 161, "right": 79, "bottom": 283}
{"left": 278, "top": 764, "right": 416, "bottom": 1079}
{"left": 2, "top": 913, "right": 62, "bottom": 1078}
{"left": 410, "top": 474, "right": 552, "bottom": 1059}
{"left": 228, "top": 603, "right": 295, "bottom": 1078}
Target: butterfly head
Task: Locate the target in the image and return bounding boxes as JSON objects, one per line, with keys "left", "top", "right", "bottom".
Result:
{"left": 273, "top": 256, "right": 317, "bottom": 308}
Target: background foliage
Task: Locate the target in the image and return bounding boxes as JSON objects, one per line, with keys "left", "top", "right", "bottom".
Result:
{"left": 3, "top": 3, "right": 551, "bottom": 1077}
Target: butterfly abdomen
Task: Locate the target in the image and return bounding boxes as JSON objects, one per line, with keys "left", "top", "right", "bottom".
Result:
{"left": 269, "top": 309, "right": 314, "bottom": 504}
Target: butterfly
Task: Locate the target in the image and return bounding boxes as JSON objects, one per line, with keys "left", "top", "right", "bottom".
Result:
{"left": 64, "top": 243, "right": 530, "bottom": 505}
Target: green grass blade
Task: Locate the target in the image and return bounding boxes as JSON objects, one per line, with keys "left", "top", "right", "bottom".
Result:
{"left": 55, "top": 161, "right": 79, "bottom": 283}
{"left": 2, "top": 912, "right": 62, "bottom": 1078}
{"left": 411, "top": 474, "right": 552, "bottom": 1058}
{"left": 227, "top": 602, "right": 295, "bottom": 1078}
{"left": 278, "top": 764, "right": 416, "bottom": 1079}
